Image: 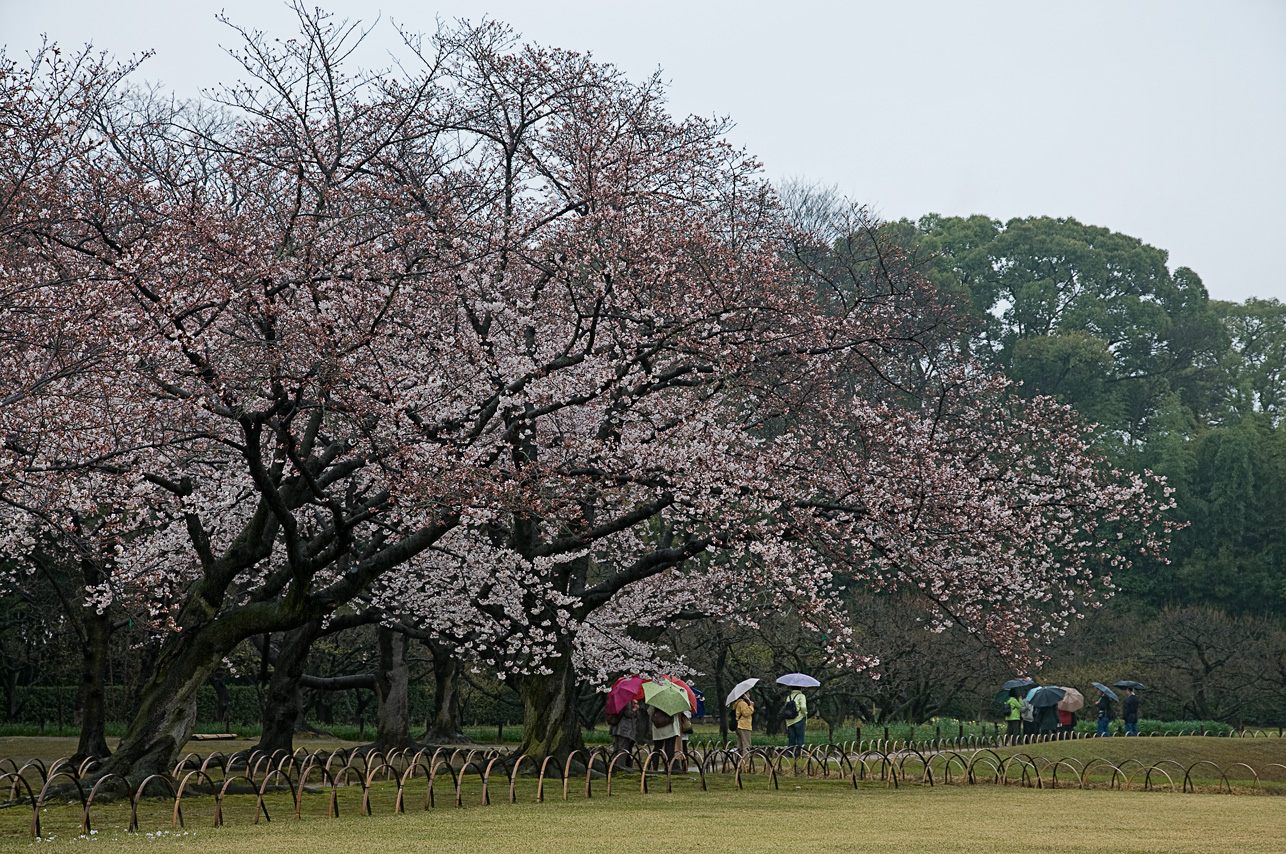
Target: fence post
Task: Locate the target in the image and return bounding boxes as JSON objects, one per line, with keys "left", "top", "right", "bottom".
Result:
{"left": 498, "top": 722, "right": 504, "bottom": 743}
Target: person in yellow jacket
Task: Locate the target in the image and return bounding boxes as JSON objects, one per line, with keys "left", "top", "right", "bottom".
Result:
{"left": 732, "top": 692, "right": 755, "bottom": 754}
{"left": 784, "top": 688, "right": 807, "bottom": 753}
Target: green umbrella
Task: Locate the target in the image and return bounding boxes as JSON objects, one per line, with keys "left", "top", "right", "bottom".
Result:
{"left": 642, "top": 679, "right": 692, "bottom": 716}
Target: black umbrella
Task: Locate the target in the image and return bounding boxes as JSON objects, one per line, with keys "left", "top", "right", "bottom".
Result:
{"left": 1092, "top": 681, "right": 1119, "bottom": 701}
{"left": 1029, "top": 686, "right": 1066, "bottom": 708}
{"left": 1001, "top": 678, "right": 1034, "bottom": 690}
{"left": 1113, "top": 680, "right": 1146, "bottom": 690}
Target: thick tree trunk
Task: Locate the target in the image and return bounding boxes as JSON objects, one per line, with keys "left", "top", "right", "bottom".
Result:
{"left": 73, "top": 605, "right": 112, "bottom": 762}
{"left": 256, "top": 620, "right": 321, "bottom": 755}
{"left": 516, "top": 639, "right": 584, "bottom": 763}
{"left": 373, "top": 626, "right": 415, "bottom": 752}
{"left": 98, "top": 627, "right": 234, "bottom": 783}
{"left": 425, "top": 638, "right": 464, "bottom": 741}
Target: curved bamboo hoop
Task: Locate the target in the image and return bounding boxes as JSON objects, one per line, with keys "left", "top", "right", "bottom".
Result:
{"left": 735, "top": 751, "right": 778, "bottom": 791}
{"left": 173, "top": 753, "right": 201, "bottom": 776}
{"left": 85, "top": 773, "right": 135, "bottom": 834}
{"left": 426, "top": 756, "right": 457, "bottom": 809}
{"left": 1225, "top": 762, "right": 1261, "bottom": 792}
{"left": 294, "top": 763, "right": 337, "bottom": 819}
{"left": 199, "top": 752, "right": 228, "bottom": 778}
{"left": 1079, "top": 758, "right": 1127, "bottom": 790}
{"left": 1143, "top": 765, "right": 1176, "bottom": 792}
{"left": 361, "top": 763, "right": 398, "bottom": 815}
{"left": 562, "top": 750, "right": 585, "bottom": 801}
{"left": 18, "top": 759, "right": 49, "bottom": 787}
{"left": 255, "top": 767, "right": 297, "bottom": 823}
{"left": 34, "top": 771, "right": 87, "bottom": 838}
{"left": 1048, "top": 758, "right": 1085, "bottom": 789}
{"left": 395, "top": 757, "right": 432, "bottom": 813}
{"left": 0, "top": 772, "right": 38, "bottom": 836}
{"left": 454, "top": 759, "right": 487, "bottom": 808}
{"left": 508, "top": 754, "right": 537, "bottom": 804}
{"left": 132, "top": 774, "right": 178, "bottom": 832}
{"left": 330, "top": 764, "right": 368, "bottom": 818}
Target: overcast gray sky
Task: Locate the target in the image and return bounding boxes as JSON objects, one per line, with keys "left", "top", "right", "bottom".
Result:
{"left": 4, "top": 0, "right": 1283, "bottom": 303}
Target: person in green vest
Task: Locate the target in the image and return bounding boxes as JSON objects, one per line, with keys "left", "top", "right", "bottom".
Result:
{"left": 1006, "top": 689, "right": 1023, "bottom": 741}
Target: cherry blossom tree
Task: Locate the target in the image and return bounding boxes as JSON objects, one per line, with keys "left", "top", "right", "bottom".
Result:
{"left": 1, "top": 6, "right": 1174, "bottom": 779}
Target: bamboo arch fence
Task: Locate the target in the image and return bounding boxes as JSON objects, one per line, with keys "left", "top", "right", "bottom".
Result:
{"left": 3, "top": 732, "right": 1284, "bottom": 839}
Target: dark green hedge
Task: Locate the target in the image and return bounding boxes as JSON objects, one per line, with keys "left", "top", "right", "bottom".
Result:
{"left": 2, "top": 682, "right": 523, "bottom": 727}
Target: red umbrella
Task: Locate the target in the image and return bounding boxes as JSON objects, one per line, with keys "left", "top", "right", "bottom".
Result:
{"left": 606, "top": 676, "right": 645, "bottom": 715}
{"left": 660, "top": 675, "right": 698, "bottom": 715}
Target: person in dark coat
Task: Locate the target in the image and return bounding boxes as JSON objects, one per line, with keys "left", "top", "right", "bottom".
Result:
{"left": 1036, "top": 703, "right": 1060, "bottom": 736}
{"left": 1096, "top": 689, "right": 1114, "bottom": 737}
{"left": 1121, "top": 686, "right": 1139, "bottom": 736}
{"left": 609, "top": 698, "right": 638, "bottom": 767}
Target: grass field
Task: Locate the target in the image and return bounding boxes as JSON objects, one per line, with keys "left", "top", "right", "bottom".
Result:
{"left": 3, "top": 783, "right": 1285, "bottom": 853}
{"left": 2, "top": 736, "right": 1284, "bottom": 852}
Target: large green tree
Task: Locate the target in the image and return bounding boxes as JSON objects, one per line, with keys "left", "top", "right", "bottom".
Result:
{"left": 913, "top": 215, "right": 1224, "bottom": 439}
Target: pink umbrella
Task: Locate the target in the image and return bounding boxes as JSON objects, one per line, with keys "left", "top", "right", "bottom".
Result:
{"left": 606, "top": 676, "right": 645, "bottom": 715}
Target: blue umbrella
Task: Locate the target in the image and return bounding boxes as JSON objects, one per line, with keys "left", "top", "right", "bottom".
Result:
{"left": 776, "top": 673, "right": 821, "bottom": 688}
{"left": 1001, "top": 678, "right": 1034, "bottom": 690}
{"left": 1092, "top": 682, "right": 1119, "bottom": 701}
{"left": 1113, "top": 680, "right": 1146, "bottom": 690}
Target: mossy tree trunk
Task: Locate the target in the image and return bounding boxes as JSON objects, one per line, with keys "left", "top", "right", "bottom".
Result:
{"left": 373, "top": 626, "right": 415, "bottom": 752}
{"left": 256, "top": 620, "right": 322, "bottom": 755}
{"left": 516, "top": 638, "right": 584, "bottom": 763}
{"left": 97, "top": 620, "right": 237, "bottom": 782}
{"left": 73, "top": 603, "right": 113, "bottom": 762}
{"left": 425, "top": 638, "right": 464, "bottom": 741}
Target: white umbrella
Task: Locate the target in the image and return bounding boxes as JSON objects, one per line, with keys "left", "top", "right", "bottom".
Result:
{"left": 776, "top": 673, "right": 821, "bottom": 688}
{"left": 725, "top": 677, "right": 760, "bottom": 705}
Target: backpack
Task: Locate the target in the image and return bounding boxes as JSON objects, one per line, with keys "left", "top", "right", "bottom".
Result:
{"left": 780, "top": 695, "right": 798, "bottom": 720}
{"left": 650, "top": 708, "right": 674, "bottom": 729}
{"left": 1020, "top": 701, "right": 1034, "bottom": 722}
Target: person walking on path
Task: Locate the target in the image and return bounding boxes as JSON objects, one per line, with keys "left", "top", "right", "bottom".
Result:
{"left": 1096, "top": 689, "right": 1114, "bottom": 737}
{"left": 1121, "top": 686, "right": 1139, "bottom": 736}
{"left": 783, "top": 688, "right": 808, "bottom": 753}
{"left": 1005, "top": 689, "right": 1023, "bottom": 741}
{"left": 732, "top": 692, "right": 755, "bottom": 755}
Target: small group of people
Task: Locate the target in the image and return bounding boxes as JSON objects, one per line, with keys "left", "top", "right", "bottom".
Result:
{"left": 608, "top": 672, "right": 819, "bottom": 765}
{"left": 606, "top": 697, "right": 694, "bottom": 769}
{"left": 1003, "top": 679, "right": 1141, "bottom": 738}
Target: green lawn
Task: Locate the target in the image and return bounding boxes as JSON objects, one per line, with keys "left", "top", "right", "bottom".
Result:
{"left": 3, "top": 783, "right": 1284, "bottom": 853}
{"left": 3, "top": 735, "right": 1285, "bottom": 851}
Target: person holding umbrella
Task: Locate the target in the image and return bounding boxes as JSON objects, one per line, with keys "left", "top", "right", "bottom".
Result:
{"left": 726, "top": 678, "right": 759, "bottom": 755}
{"left": 643, "top": 678, "right": 692, "bottom": 767}
{"left": 610, "top": 697, "right": 639, "bottom": 767}
{"left": 777, "top": 673, "right": 818, "bottom": 753}
{"left": 1022, "top": 683, "right": 1042, "bottom": 738}
{"left": 999, "top": 679, "right": 1030, "bottom": 741}
{"left": 1119, "top": 683, "right": 1140, "bottom": 736}
{"left": 1093, "top": 682, "right": 1118, "bottom": 737}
